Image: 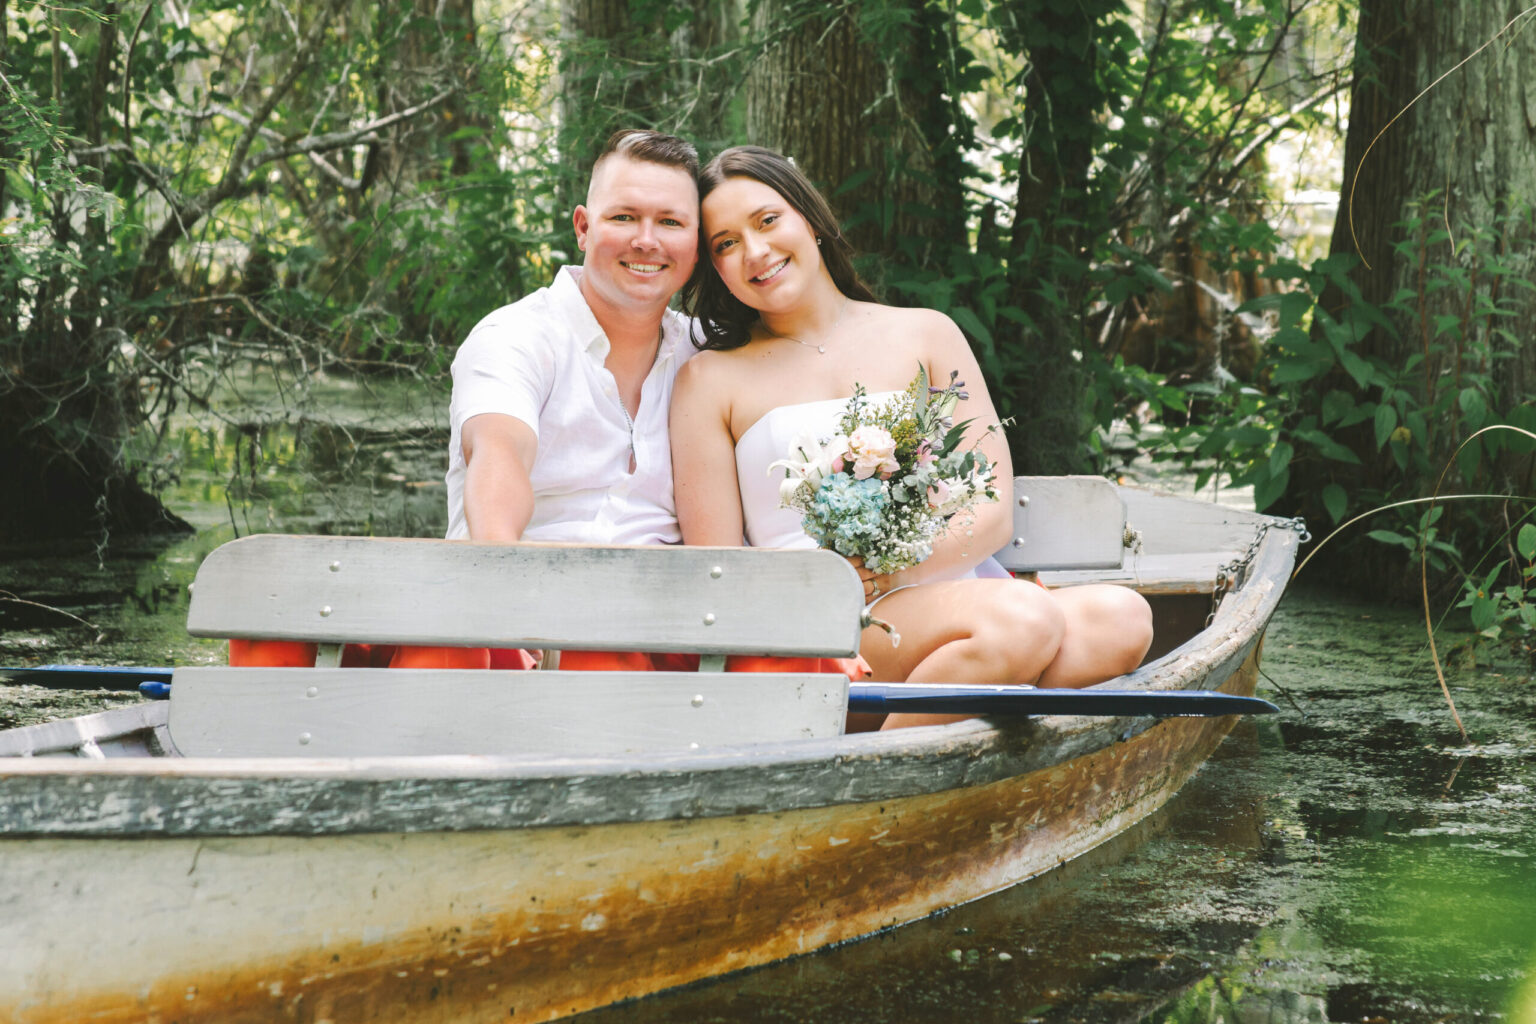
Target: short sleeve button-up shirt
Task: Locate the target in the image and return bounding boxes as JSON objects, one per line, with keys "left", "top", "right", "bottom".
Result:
{"left": 445, "top": 266, "right": 695, "bottom": 545}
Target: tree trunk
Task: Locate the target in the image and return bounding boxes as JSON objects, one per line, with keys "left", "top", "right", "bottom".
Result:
{"left": 743, "top": 0, "right": 965, "bottom": 285}
{"left": 556, "top": 0, "right": 743, "bottom": 219}
{"left": 1292, "top": 0, "right": 1536, "bottom": 591}
{"left": 994, "top": 0, "right": 1119, "bottom": 475}
{"left": 557, "top": 0, "right": 666, "bottom": 216}
{"left": 666, "top": 0, "right": 743, "bottom": 151}
{"left": 0, "top": 4, "right": 191, "bottom": 544}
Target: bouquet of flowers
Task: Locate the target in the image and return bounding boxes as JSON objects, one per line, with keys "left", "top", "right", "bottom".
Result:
{"left": 769, "top": 368, "right": 999, "bottom": 576}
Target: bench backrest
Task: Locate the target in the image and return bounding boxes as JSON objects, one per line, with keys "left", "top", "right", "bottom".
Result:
{"left": 998, "top": 476, "right": 1127, "bottom": 572}
{"left": 186, "top": 536, "right": 864, "bottom": 656}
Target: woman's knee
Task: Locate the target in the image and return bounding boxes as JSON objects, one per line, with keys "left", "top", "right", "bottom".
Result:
{"left": 972, "top": 584, "right": 1065, "bottom": 682}
{"left": 1084, "top": 585, "right": 1154, "bottom": 670}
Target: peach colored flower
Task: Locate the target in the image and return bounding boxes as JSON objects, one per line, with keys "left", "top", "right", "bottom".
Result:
{"left": 847, "top": 425, "right": 899, "bottom": 480}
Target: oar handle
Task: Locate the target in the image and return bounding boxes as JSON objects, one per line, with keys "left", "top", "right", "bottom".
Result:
{"left": 1, "top": 664, "right": 174, "bottom": 688}
{"left": 847, "top": 683, "right": 1277, "bottom": 717}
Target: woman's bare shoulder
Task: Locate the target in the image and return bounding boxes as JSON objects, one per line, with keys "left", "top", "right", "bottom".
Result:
{"left": 675, "top": 344, "right": 756, "bottom": 399}
{"left": 859, "top": 304, "right": 967, "bottom": 355}
{"left": 861, "top": 302, "right": 961, "bottom": 334}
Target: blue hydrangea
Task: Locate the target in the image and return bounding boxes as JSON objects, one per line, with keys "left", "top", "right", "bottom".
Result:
{"left": 802, "top": 474, "right": 887, "bottom": 558}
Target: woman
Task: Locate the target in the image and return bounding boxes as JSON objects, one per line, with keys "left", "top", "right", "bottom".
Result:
{"left": 671, "top": 146, "right": 1152, "bottom": 728}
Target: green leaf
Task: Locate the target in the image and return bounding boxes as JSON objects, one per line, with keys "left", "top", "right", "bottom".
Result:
{"left": 1253, "top": 466, "right": 1289, "bottom": 510}
{"left": 1322, "top": 483, "right": 1347, "bottom": 523}
{"left": 1321, "top": 390, "right": 1355, "bottom": 426}
{"left": 1270, "top": 358, "right": 1332, "bottom": 384}
{"left": 1338, "top": 349, "right": 1376, "bottom": 389}
{"left": 1373, "top": 403, "right": 1398, "bottom": 449}
{"left": 949, "top": 306, "right": 993, "bottom": 347}
{"left": 1270, "top": 440, "right": 1294, "bottom": 477}
{"left": 1470, "top": 595, "right": 1498, "bottom": 632}
{"left": 1227, "top": 425, "right": 1270, "bottom": 446}
{"left": 1367, "top": 529, "right": 1412, "bottom": 549}
{"left": 1132, "top": 262, "right": 1175, "bottom": 293}
{"left": 1518, "top": 524, "right": 1536, "bottom": 560}
{"left": 1459, "top": 387, "right": 1488, "bottom": 426}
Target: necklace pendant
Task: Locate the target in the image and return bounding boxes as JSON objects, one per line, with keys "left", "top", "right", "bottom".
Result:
{"left": 816, "top": 344, "right": 826, "bottom": 354}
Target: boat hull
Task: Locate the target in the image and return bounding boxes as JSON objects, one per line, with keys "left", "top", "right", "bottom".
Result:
{"left": 1, "top": 646, "right": 1258, "bottom": 1024}
{"left": 0, "top": 492, "right": 1299, "bottom": 1022}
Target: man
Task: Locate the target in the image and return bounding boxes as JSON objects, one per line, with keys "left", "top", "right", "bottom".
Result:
{"left": 445, "top": 129, "right": 700, "bottom": 546}
{"left": 229, "top": 130, "right": 700, "bottom": 671}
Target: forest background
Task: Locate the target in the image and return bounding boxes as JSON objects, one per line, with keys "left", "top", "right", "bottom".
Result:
{"left": 3, "top": 0, "right": 1535, "bottom": 643}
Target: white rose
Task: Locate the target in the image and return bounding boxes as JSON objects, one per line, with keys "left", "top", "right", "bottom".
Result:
{"left": 847, "top": 425, "right": 900, "bottom": 480}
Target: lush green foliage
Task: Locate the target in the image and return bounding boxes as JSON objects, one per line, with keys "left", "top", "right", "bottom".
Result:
{"left": 4, "top": 0, "right": 1532, "bottom": 638}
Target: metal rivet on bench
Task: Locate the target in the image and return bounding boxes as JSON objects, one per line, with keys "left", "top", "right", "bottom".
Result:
{"left": 709, "top": 566, "right": 723, "bottom": 579}
{"left": 329, "top": 561, "right": 341, "bottom": 572}
{"left": 702, "top": 613, "right": 716, "bottom": 625}
{"left": 1012, "top": 537, "right": 1025, "bottom": 548}
{"left": 1017, "top": 495, "right": 1029, "bottom": 507}
{"left": 319, "top": 605, "right": 332, "bottom": 617}
{"left": 691, "top": 694, "right": 704, "bottom": 707}
{"left": 306, "top": 686, "right": 319, "bottom": 698}
{"left": 298, "top": 732, "right": 312, "bottom": 745}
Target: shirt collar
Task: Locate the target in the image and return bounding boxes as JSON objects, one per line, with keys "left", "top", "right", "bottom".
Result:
{"left": 555, "top": 264, "right": 688, "bottom": 366}
{"left": 551, "top": 267, "right": 610, "bottom": 360}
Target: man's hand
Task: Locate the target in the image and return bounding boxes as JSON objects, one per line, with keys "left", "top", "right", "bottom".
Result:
{"left": 461, "top": 413, "right": 538, "bottom": 542}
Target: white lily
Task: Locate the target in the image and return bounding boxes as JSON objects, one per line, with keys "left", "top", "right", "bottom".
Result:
{"left": 769, "top": 429, "right": 842, "bottom": 493}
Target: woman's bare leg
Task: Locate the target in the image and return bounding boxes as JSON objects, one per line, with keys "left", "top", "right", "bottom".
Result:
{"left": 1034, "top": 584, "right": 1154, "bottom": 688}
{"left": 861, "top": 578, "right": 1153, "bottom": 730}
{"left": 860, "top": 578, "right": 1064, "bottom": 729}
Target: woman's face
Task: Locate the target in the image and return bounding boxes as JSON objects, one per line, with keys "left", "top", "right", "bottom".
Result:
{"left": 702, "top": 175, "right": 824, "bottom": 315}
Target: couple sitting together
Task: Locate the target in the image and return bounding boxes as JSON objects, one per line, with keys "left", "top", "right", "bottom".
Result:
{"left": 239, "top": 128, "right": 1153, "bottom": 730}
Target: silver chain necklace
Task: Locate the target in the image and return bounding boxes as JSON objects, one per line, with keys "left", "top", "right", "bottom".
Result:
{"left": 767, "top": 297, "right": 850, "bottom": 355}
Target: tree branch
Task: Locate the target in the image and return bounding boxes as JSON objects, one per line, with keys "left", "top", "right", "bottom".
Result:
{"left": 132, "top": 0, "right": 348, "bottom": 299}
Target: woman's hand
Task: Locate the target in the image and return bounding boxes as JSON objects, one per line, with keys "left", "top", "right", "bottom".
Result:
{"left": 849, "top": 556, "right": 897, "bottom": 603}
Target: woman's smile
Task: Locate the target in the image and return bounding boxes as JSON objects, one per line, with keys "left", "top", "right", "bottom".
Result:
{"left": 750, "top": 257, "right": 791, "bottom": 284}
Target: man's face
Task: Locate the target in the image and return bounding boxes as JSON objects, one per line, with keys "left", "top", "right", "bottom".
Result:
{"left": 573, "top": 156, "right": 699, "bottom": 321}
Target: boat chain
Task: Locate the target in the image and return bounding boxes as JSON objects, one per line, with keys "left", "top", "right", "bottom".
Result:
{"left": 1208, "top": 515, "right": 1310, "bottom": 626}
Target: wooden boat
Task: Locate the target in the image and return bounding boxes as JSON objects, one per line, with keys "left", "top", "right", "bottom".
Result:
{"left": 0, "top": 482, "right": 1301, "bottom": 1024}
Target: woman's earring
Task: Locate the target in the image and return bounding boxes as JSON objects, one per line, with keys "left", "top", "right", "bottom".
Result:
{"left": 816, "top": 236, "right": 823, "bottom": 246}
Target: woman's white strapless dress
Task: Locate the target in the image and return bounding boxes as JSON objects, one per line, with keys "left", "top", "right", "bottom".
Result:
{"left": 733, "top": 395, "right": 1005, "bottom": 582}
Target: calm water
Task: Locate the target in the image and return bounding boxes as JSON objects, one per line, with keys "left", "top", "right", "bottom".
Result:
{"left": 1, "top": 376, "right": 1533, "bottom": 1023}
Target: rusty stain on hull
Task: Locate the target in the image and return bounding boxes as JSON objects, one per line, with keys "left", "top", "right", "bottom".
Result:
{"left": 9, "top": 654, "right": 1258, "bottom": 1024}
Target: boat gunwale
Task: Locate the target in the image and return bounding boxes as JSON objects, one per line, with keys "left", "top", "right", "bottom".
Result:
{"left": 0, "top": 506, "right": 1299, "bottom": 839}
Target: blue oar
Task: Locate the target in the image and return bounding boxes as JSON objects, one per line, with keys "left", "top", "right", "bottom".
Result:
{"left": 847, "top": 683, "right": 1276, "bottom": 718}
{"left": 5, "top": 664, "right": 1277, "bottom": 717}
{"left": 1, "top": 664, "right": 173, "bottom": 687}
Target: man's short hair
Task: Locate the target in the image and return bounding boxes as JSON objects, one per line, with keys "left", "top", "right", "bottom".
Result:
{"left": 591, "top": 129, "right": 700, "bottom": 182}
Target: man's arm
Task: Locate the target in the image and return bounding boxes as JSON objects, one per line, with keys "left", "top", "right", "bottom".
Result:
{"left": 461, "top": 412, "right": 539, "bottom": 543}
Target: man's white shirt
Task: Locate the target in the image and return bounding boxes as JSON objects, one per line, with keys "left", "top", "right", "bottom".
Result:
{"left": 445, "top": 266, "right": 695, "bottom": 544}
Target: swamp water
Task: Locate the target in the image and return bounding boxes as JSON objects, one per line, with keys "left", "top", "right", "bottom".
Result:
{"left": 1, "top": 378, "right": 1533, "bottom": 1023}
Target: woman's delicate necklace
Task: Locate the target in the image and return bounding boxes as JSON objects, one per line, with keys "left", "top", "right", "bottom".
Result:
{"left": 767, "top": 297, "right": 850, "bottom": 355}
